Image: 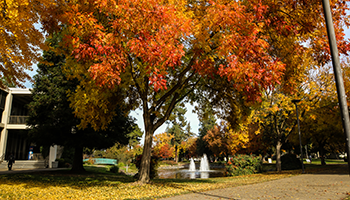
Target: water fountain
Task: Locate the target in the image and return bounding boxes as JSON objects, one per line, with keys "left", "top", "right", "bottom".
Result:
{"left": 199, "top": 154, "right": 210, "bottom": 171}
{"left": 158, "top": 154, "right": 223, "bottom": 179}
{"left": 189, "top": 158, "right": 196, "bottom": 171}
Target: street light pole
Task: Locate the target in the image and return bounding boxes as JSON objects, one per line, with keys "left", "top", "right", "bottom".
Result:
{"left": 292, "top": 99, "right": 305, "bottom": 173}
{"left": 322, "top": 0, "right": 350, "bottom": 175}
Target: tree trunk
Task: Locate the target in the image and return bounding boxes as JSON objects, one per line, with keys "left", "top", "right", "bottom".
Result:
{"left": 137, "top": 81, "right": 180, "bottom": 183}
{"left": 138, "top": 112, "right": 154, "bottom": 183}
{"left": 276, "top": 140, "right": 282, "bottom": 172}
{"left": 71, "top": 146, "right": 85, "bottom": 172}
{"left": 175, "top": 145, "right": 178, "bottom": 163}
{"left": 320, "top": 146, "right": 326, "bottom": 165}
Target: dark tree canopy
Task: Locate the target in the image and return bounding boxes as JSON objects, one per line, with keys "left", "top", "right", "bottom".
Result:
{"left": 196, "top": 110, "right": 216, "bottom": 157}
{"left": 27, "top": 33, "right": 136, "bottom": 171}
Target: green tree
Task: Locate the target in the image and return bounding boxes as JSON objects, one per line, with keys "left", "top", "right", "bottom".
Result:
{"left": 127, "top": 125, "right": 144, "bottom": 148}
{"left": 0, "top": 76, "right": 16, "bottom": 88}
{"left": 196, "top": 110, "right": 216, "bottom": 158}
{"left": 27, "top": 33, "right": 136, "bottom": 172}
{"left": 166, "top": 104, "right": 194, "bottom": 162}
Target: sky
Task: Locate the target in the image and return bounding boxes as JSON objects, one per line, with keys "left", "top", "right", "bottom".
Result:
{"left": 130, "top": 103, "right": 200, "bottom": 137}
{"left": 24, "top": 11, "right": 350, "bottom": 141}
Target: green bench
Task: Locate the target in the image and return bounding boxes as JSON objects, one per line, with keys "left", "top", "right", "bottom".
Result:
{"left": 83, "top": 158, "right": 117, "bottom": 165}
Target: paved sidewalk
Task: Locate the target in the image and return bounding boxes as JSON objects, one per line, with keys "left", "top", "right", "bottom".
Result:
{"left": 161, "top": 165, "right": 350, "bottom": 200}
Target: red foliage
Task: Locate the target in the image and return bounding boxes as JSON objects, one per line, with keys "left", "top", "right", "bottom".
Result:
{"left": 154, "top": 143, "right": 173, "bottom": 159}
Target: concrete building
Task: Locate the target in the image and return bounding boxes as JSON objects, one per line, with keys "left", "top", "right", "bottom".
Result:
{"left": 0, "top": 88, "right": 60, "bottom": 169}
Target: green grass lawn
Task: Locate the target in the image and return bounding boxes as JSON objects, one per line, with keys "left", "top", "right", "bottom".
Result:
{"left": 306, "top": 158, "right": 347, "bottom": 165}
{"left": 0, "top": 160, "right": 346, "bottom": 199}
{"left": 117, "top": 163, "right": 138, "bottom": 174}
{"left": 0, "top": 165, "right": 297, "bottom": 199}
{"left": 262, "top": 158, "right": 346, "bottom": 165}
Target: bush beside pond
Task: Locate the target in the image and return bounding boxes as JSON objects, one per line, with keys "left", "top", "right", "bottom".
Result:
{"left": 106, "top": 165, "right": 119, "bottom": 173}
{"left": 226, "top": 154, "right": 262, "bottom": 176}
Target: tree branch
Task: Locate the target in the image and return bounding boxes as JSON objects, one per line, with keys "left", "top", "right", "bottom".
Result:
{"left": 154, "top": 92, "right": 179, "bottom": 130}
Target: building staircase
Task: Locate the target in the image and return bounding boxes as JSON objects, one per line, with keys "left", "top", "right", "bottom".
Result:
{"left": 0, "top": 160, "right": 47, "bottom": 169}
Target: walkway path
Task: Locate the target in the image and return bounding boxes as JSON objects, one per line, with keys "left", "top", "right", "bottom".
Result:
{"left": 161, "top": 165, "right": 350, "bottom": 200}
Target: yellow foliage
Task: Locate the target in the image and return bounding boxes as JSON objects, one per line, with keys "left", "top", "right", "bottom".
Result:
{"left": 153, "top": 132, "right": 174, "bottom": 146}
{"left": 226, "top": 112, "right": 258, "bottom": 155}
{"left": 152, "top": 132, "right": 175, "bottom": 158}
{"left": 0, "top": 0, "right": 56, "bottom": 88}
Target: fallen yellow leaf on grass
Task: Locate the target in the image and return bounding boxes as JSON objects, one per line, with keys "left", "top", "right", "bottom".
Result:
{"left": 0, "top": 173, "right": 295, "bottom": 199}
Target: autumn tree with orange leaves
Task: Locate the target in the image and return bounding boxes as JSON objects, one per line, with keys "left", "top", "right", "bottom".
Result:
{"left": 44, "top": 0, "right": 350, "bottom": 183}
{"left": 152, "top": 133, "right": 175, "bottom": 159}
{"left": 203, "top": 125, "right": 228, "bottom": 158}
{"left": 203, "top": 117, "right": 260, "bottom": 160}
{"left": 179, "top": 137, "right": 198, "bottom": 159}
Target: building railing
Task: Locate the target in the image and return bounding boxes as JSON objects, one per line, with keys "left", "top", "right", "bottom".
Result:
{"left": 9, "top": 116, "right": 29, "bottom": 124}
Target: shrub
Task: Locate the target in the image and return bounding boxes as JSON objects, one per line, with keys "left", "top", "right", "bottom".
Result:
{"left": 56, "top": 147, "right": 74, "bottom": 168}
{"left": 106, "top": 165, "right": 119, "bottom": 173}
{"left": 83, "top": 158, "right": 95, "bottom": 165}
{"left": 117, "top": 162, "right": 126, "bottom": 168}
{"left": 160, "top": 160, "right": 176, "bottom": 166}
{"left": 56, "top": 158, "right": 71, "bottom": 168}
{"left": 134, "top": 155, "right": 159, "bottom": 179}
{"left": 225, "top": 154, "right": 262, "bottom": 176}
{"left": 281, "top": 154, "right": 301, "bottom": 170}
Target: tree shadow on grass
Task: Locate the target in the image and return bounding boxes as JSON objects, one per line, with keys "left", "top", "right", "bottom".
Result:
{"left": 309, "top": 164, "right": 349, "bottom": 175}
{"left": 0, "top": 167, "right": 241, "bottom": 200}
{"left": 0, "top": 168, "right": 136, "bottom": 190}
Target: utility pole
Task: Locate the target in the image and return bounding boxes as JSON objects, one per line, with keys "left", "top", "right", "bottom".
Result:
{"left": 322, "top": 0, "right": 350, "bottom": 174}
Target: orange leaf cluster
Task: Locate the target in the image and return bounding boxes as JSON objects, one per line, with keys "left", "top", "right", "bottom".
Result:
{"left": 60, "top": 0, "right": 350, "bottom": 100}
{"left": 64, "top": 0, "right": 190, "bottom": 91}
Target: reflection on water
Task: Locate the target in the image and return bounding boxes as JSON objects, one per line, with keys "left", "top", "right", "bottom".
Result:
{"left": 190, "top": 172, "right": 196, "bottom": 179}
{"left": 200, "top": 172, "right": 209, "bottom": 179}
{"left": 157, "top": 168, "right": 225, "bottom": 179}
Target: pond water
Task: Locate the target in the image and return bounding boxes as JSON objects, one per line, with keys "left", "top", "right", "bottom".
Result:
{"left": 157, "top": 167, "right": 226, "bottom": 179}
